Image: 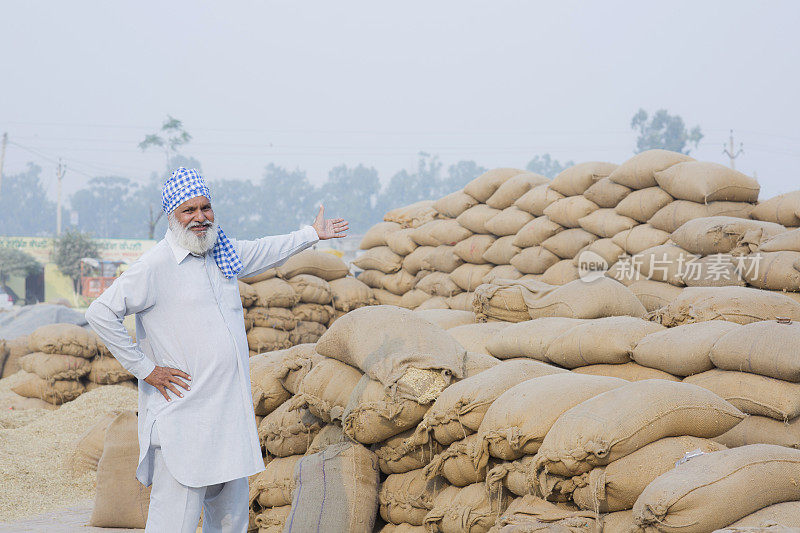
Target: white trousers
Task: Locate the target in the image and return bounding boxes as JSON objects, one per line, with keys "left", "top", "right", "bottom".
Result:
{"left": 145, "top": 423, "right": 249, "bottom": 533}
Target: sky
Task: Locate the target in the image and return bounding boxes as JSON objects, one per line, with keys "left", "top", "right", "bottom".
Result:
{"left": 2, "top": 0, "right": 799, "bottom": 204}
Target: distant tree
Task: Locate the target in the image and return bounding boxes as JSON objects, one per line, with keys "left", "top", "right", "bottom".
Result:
{"left": 631, "top": 108, "right": 703, "bottom": 154}
{"left": 319, "top": 164, "right": 381, "bottom": 234}
{"left": 0, "top": 248, "right": 41, "bottom": 288}
{"left": 0, "top": 163, "right": 56, "bottom": 236}
{"left": 71, "top": 176, "right": 140, "bottom": 238}
{"left": 207, "top": 178, "right": 263, "bottom": 239}
{"left": 257, "top": 164, "right": 318, "bottom": 235}
{"left": 377, "top": 152, "right": 443, "bottom": 214}
{"left": 53, "top": 230, "right": 99, "bottom": 293}
{"left": 442, "top": 160, "right": 487, "bottom": 194}
{"left": 526, "top": 154, "right": 574, "bottom": 178}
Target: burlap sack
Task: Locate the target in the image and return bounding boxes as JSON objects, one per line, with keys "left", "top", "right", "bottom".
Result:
{"left": 413, "top": 309, "right": 474, "bottom": 330}
{"left": 387, "top": 227, "right": 419, "bottom": 255}
{"left": 329, "top": 277, "right": 375, "bottom": 312}
{"left": 544, "top": 316, "right": 663, "bottom": 368}
{"left": 655, "top": 161, "right": 760, "bottom": 203}
{"left": 292, "top": 303, "right": 334, "bottom": 325}
{"left": 289, "top": 358, "right": 362, "bottom": 422}
{"left": 378, "top": 270, "right": 416, "bottom": 295}
{"left": 412, "top": 219, "right": 472, "bottom": 247}
{"left": 247, "top": 327, "right": 292, "bottom": 352}
{"left": 247, "top": 307, "right": 298, "bottom": 331}
{"left": 285, "top": 441, "right": 380, "bottom": 533}
{"left": 412, "top": 360, "right": 567, "bottom": 447}
{"left": 715, "top": 415, "right": 800, "bottom": 449}
{"left": 633, "top": 444, "right": 800, "bottom": 533}
{"left": 450, "top": 264, "right": 494, "bottom": 292}
{"left": 573, "top": 362, "right": 680, "bottom": 382}
{"left": 89, "top": 411, "right": 150, "bottom": 527}
{"left": 385, "top": 200, "right": 438, "bottom": 228}
{"left": 447, "top": 322, "right": 511, "bottom": 355}
{"left": 287, "top": 274, "right": 332, "bottom": 304}
{"left": 380, "top": 468, "right": 448, "bottom": 526}
{"left": 424, "top": 483, "right": 509, "bottom": 533}
{"left": 464, "top": 168, "right": 525, "bottom": 203}
{"left": 239, "top": 267, "right": 277, "bottom": 284}
{"left": 578, "top": 209, "right": 637, "bottom": 239}
{"left": 612, "top": 187, "right": 674, "bottom": 223}
{"left": 353, "top": 246, "right": 404, "bottom": 274}
{"left": 457, "top": 204, "right": 503, "bottom": 234}
{"left": 68, "top": 410, "right": 121, "bottom": 474}
{"left": 612, "top": 224, "right": 671, "bottom": 255}
{"left": 276, "top": 249, "right": 350, "bottom": 280}
{"left": 631, "top": 244, "right": 699, "bottom": 286}
{"left": 12, "top": 374, "right": 85, "bottom": 404}
{"left": 375, "top": 427, "right": 444, "bottom": 475}
{"left": 738, "top": 251, "right": 800, "bottom": 291}
{"left": 515, "top": 184, "right": 565, "bottom": 217}
{"left": 572, "top": 239, "right": 625, "bottom": 269}
{"left": 89, "top": 356, "right": 134, "bottom": 384}
{"left": 434, "top": 190, "right": 479, "bottom": 218}
{"left": 400, "top": 289, "right": 432, "bottom": 309}
{"left": 510, "top": 247, "right": 560, "bottom": 275}
{"left": 726, "top": 501, "right": 800, "bottom": 528}
{"left": 490, "top": 495, "right": 597, "bottom": 532}
{"left": 543, "top": 196, "right": 599, "bottom": 229}
{"left": 251, "top": 278, "right": 298, "bottom": 308}
{"left": 524, "top": 277, "right": 647, "bottom": 320}
{"left": 583, "top": 177, "right": 632, "bottom": 208}
{"left": 482, "top": 265, "right": 523, "bottom": 284}
{"left": 549, "top": 162, "right": 617, "bottom": 197}
{"left": 487, "top": 172, "right": 550, "bottom": 210}
{"left": 238, "top": 280, "right": 259, "bottom": 307}
{"left": 628, "top": 279, "right": 683, "bottom": 312}
{"left": 424, "top": 434, "right": 491, "bottom": 487}
{"left": 485, "top": 207, "right": 535, "bottom": 237}
{"left": 513, "top": 217, "right": 565, "bottom": 248}
{"left": 403, "top": 246, "right": 435, "bottom": 275}
{"left": 253, "top": 454, "right": 300, "bottom": 508}
{"left": 632, "top": 320, "right": 738, "bottom": 376}
{"left": 709, "top": 320, "right": 800, "bottom": 381}
{"left": 760, "top": 228, "right": 800, "bottom": 253}
{"left": 416, "top": 297, "right": 450, "bottom": 310}
{"left": 534, "top": 379, "right": 744, "bottom": 476}
{"left": 20, "top": 351, "right": 91, "bottom": 380}
{"left": 608, "top": 149, "right": 694, "bottom": 190}
{"left": 485, "top": 317, "right": 587, "bottom": 361}
{"left": 29, "top": 323, "right": 97, "bottom": 358}
{"left": 291, "top": 321, "right": 326, "bottom": 345}
{"left": 540, "top": 260, "right": 580, "bottom": 286}
{"left": 379, "top": 524, "right": 426, "bottom": 533}
{"left": 649, "top": 200, "right": 754, "bottom": 234}
{"left": 681, "top": 253, "right": 746, "bottom": 287}
{"left": 541, "top": 228, "right": 597, "bottom": 259}
{"left": 751, "top": 191, "right": 800, "bottom": 227}
{"left": 486, "top": 455, "right": 536, "bottom": 497}
{"left": 671, "top": 216, "right": 786, "bottom": 257}
{"left": 254, "top": 505, "right": 291, "bottom": 533}
{"left": 250, "top": 350, "right": 296, "bottom": 414}
{"left": 472, "top": 283, "right": 532, "bottom": 323}
{"left": 462, "top": 351, "right": 501, "bottom": 378}
{"left": 422, "top": 246, "right": 463, "bottom": 274}
{"left": 361, "top": 221, "right": 403, "bottom": 249}
{"left": 482, "top": 236, "right": 520, "bottom": 265}
{"left": 258, "top": 401, "right": 322, "bottom": 457}
{"left": 571, "top": 436, "right": 726, "bottom": 513}
{"left": 453, "top": 234, "right": 497, "bottom": 265}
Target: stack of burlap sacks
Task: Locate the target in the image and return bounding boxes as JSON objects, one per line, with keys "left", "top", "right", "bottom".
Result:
{"left": 238, "top": 249, "right": 376, "bottom": 355}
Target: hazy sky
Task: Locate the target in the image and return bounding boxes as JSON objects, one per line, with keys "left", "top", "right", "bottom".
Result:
{"left": 2, "top": 1, "right": 799, "bottom": 204}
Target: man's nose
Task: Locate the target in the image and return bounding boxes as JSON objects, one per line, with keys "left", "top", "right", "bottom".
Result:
{"left": 193, "top": 210, "right": 207, "bottom": 223}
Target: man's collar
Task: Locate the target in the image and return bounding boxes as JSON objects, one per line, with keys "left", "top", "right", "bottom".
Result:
{"left": 165, "top": 228, "right": 193, "bottom": 264}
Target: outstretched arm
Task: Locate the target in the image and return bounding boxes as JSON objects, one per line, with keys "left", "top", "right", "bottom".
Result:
{"left": 312, "top": 205, "right": 349, "bottom": 240}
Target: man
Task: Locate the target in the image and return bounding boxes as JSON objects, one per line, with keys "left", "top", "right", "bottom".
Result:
{"left": 86, "top": 167, "right": 348, "bottom": 532}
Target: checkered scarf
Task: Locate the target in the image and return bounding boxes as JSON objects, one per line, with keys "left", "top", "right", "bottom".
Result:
{"left": 161, "top": 167, "right": 243, "bottom": 278}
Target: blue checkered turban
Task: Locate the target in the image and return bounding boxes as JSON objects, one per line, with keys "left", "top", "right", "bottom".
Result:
{"left": 162, "top": 168, "right": 243, "bottom": 278}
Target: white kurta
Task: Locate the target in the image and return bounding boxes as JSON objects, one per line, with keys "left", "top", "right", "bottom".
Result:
{"left": 86, "top": 225, "right": 319, "bottom": 487}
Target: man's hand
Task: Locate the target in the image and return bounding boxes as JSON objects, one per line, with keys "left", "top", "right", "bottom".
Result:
{"left": 312, "top": 205, "right": 349, "bottom": 240}
{"left": 144, "top": 366, "right": 191, "bottom": 401}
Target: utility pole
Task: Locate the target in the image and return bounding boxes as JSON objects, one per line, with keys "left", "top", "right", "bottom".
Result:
{"left": 0, "top": 133, "right": 7, "bottom": 196}
{"left": 56, "top": 159, "right": 66, "bottom": 235}
{"left": 723, "top": 129, "right": 744, "bottom": 170}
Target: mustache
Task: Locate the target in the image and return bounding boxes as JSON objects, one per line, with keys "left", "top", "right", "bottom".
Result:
{"left": 186, "top": 220, "right": 213, "bottom": 229}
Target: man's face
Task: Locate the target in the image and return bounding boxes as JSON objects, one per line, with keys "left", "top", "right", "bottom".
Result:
{"left": 174, "top": 196, "right": 215, "bottom": 237}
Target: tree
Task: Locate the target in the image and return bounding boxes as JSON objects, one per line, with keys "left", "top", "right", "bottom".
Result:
{"left": 0, "top": 163, "right": 56, "bottom": 236}
{"left": 526, "top": 154, "right": 573, "bottom": 178}
{"left": 377, "top": 152, "right": 443, "bottom": 215}
{"left": 319, "top": 164, "right": 381, "bottom": 234}
{"left": 442, "top": 160, "right": 487, "bottom": 195}
{"left": 206, "top": 178, "right": 263, "bottom": 239}
{"left": 257, "top": 164, "right": 318, "bottom": 235}
{"left": 631, "top": 108, "right": 703, "bottom": 154}
{"left": 53, "top": 230, "right": 99, "bottom": 293}
{"left": 0, "top": 248, "right": 40, "bottom": 287}
{"left": 71, "top": 176, "right": 141, "bottom": 238}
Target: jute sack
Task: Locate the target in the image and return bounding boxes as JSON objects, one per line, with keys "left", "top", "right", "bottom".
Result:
{"left": 463, "top": 168, "right": 525, "bottom": 203}
{"left": 515, "top": 184, "right": 565, "bottom": 217}
{"left": 254, "top": 505, "right": 291, "bottom": 533}
{"left": 12, "top": 374, "right": 85, "bottom": 404}
{"left": 607, "top": 149, "right": 694, "bottom": 190}
{"left": 380, "top": 468, "right": 448, "bottom": 526}
{"left": 400, "top": 289, "right": 432, "bottom": 309}
{"left": 457, "top": 204, "right": 503, "bottom": 234}
{"left": 285, "top": 441, "right": 380, "bottom": 533}
{"left": 68, "top": 410, "right": 121, "bottom": 474}
{"left": 738, "top": 251, "right": 800, "bottom": 291}
{"left": 379, "top": 524, "right": 426, "bottom": 533}
{"left": 375, "top": 427, "right": 444, "bottom": 475}
{"left": 380, "top": 270, "right": 418, "bottom": 295}
{"left": 258, "top": 401, "right": 323, "bottom": 457}
{"left": 329, "top": 277, "right": 375, "bottom": 312}
{"left": 424, "top": 433, "right": 493, "bottom": 487}
{"left": 614, "top": 186, "right": 674, "bottom": 222}
{"left": 247, "top": 327, "right": 292, "bottom": 352}
{"left": 632, "top": 320, "right": 738, "bottom": 376}
{"left": 760, "top": 228, "right": 800, "bottom": 253}
{"left": 655, "top": 161, "right": 760, "bottom": 203}
{"left": 253, "top": 454, "right": 301, "bottom": 508}
{"left": 631, "top": 244, "right": 699, "bottom": 286}
{"left": 239, "top": 267, "right": 277, "bottom": 284}
{"left": 450, "top": 264, "right": 494, "bottom": 291}
{"left": 650, "top": 286, "right": 800, "bottom": 327}
{"left": 29, "top": 323, "right": 98, "bottom": 358}
{"left": 612, "top": 224, "right": 671, "bottom": 255}
{"left": 680, "top": 253, "right": 746, "bottom": 287}
{"left": 289, "top": 358, "right": 363, "bottom": 422}
{"left": 485, "top": 317, "right": 587, "bottom": 361}
{"left": 3, "top": 336, "right": 31, "bottom": 378}
{"left": 549, "top": 161, "right": 617, "bottom": 197}
{"left": 404, "top": 246, "right": 436, "bottom": 274}
{"left": 486, "top": 455, "right": 537, "bottom": 497}
{"left": 276, "top": 249, "right": 350, "bottom": 280}
{"left": 387, "top": 227, "right": 419, "bottom": 255}
{"left": 487, "top": 172, "right": 550, "bottom": 209}
{"left": 287, "top": 274, "right": 332, "bottom": 304}
{"left": 482, "top": 236, "right": 521, "bottom": 265}
{"left": 384, "top": 200, "right": 438, "bottom": 228}
{"left": 578, "top": 209, "right": 637, "bottom": 238}
{"left": 412, "top": 360, "right": 568, "bottom": 447}
{"left": 453, "top": 235, "right": 497, "bottom": 264}
{"left": 481, "top": 265, "right": 523, "bottom": 284}
{"left": 374, "top": 289, "right": 405, "bottom": 307}
{"left": 510, "top": 247, "right": 560, "bottom": 275}
{"left": 571, "top": 436, "right": 726, "bottom": 513}
{"left": 751, "top": 191, "right": 800, "bottom": 227}
{"left": 572, "top": 239, "right": 625, "bottom": 269}
{"left": 414, "top": 309, "right": 475, "bottom": 330}
{"left": 292, "top": 303, "right": 334, "bottom": 324}
{"left": 416, "top": 297, "right": 450, "bottom": 311}
{"left": 238, "top": 280, "right": 258, "bottom": 307}
{"left": 462, "top": 351, "right": 501, "bottom": 378}
{"left": 726, "top": 501, "right": 800, "bottom": 528}
{"left": 361, "top": 221, "right": 403, "bottom": 249}
{"left": 20, "top": 352, "right": 91, "bottom": 380}
{"left": 305, "top": 424, "right": 346, "bottom": 455}
{"left": 251, "top": 278, "right": 298, "bottom": 308}
{"left": 489, "top": 495, "right": 597, "bottom": 532}
{"left": 423, "top": 246, "right": 463, "bottom": 274}
{"left": 485, "top": 207, "right": 534, "bottom": 237}
{"left": 633, "top": 444, "right": 800, "bottom": 533}
{"left": 290, "top": 321, "right": 327, "bottom": 345}
{"left": 544, "top": 316, "right": 664, "bottom": 368}
{"left": 472, "top": 283, "right": 532, "bottom": 323}
{"left": 685, "top": 369, "right": 800, "bottom": 420}
{"left": 353, "top": 246, "right": 404, "bottom": 274}
{"left": 715, "top": 415, "right": 800, "bottom": 449}
{"left": 671, "top": 216, "right": 786, "bottom": 256}
{"left": 540, "top": 260, "right": 580, "bottom": 286}
{"left": 424, "top": 483, "right": 509, "bottom": 533}
{"left": 543, "top": 196, "right": 599, "bottom": 229}
{"left": 89, "top": 411, "right": 150, "bottom": 527}
{"left": 512, "top": 217, "right": 565, "bottom": 248}
{"left": 534, "top": 379, "right": 744, "bottom": 476}
{"left": 251, "top": 351, "right": 294, "bottom": 414}
{"left": 573, "top": 362, "right": 680, "bottom": 382}
{"left": 525, "top": 277, "right": 647, "bottom": 320}
{"left": 247, "top": 307, "right": 297, "bottom": 331}
{"left": 709, "top": 320, "right": 800, "bottom": 381}
{"left": 583, "top": 177, "right": 631, "bottom": 208}
{"left": 649, "top": 200, "right": 754, "bottom": 234}
{"left": 89, "top": 356, "right": 134, "bottom": 384}
{"left": 447, "top": 322, "right": 511, "bottom": 355}
{"left": 434, "top": 190, "right": 479, "bottom": 218}
{"left": 411, "top": 219, "right": 472, "bottom": 247}
{"left": 474, "top": 374, "right": 627, "bottom": 468}
{"left": 628, "top": 279, "right": 683, "bottom": 312}
{"left": 541, "top": 228, "right": 597, "bottom": 259}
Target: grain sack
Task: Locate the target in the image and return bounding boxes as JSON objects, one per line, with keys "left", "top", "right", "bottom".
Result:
{"left": 374, "top": 289, "right": 405, "bottom": 306}
{"left": 649, "top": 200, "right": 754, "bottom": 234}
{"left": 608, "top": 149, "right": 694, "bottom": 190}
{"left": 482, "top": 236, "right": 520, "bottom": 265}
{"left": 738, "top": 251, "right": 800, "bottom": 291}
{"left": 549, "top": 162, "right": 617, "bottom": 197}
{"left": 29, "top": 323, "right": 97, "bottom": 358}
{"left": 511, "top": 247, "right": 560, "bottom": 275}
{"left": 632, "top": 244, "right": 699, "bottom": 286}
{"left": 515, "top": 184, "right": 565, "bottom": 217}
{"left": 655, "top": 161, "right": 760, "bottom": 203}
{"left": 760, "top": 228, "right": 800, "bottom": 253}
{"left": 485, "top": 207, "right": 535, "bottom": 237}
{"left": 612, "top": 224, "right": 671, "bottom": 255}
{"left": 277, "top": 345, "right": 321, "bottom": 394}
{"left": 416, "top": 272, "right": 463, "bottom": 297}
{"left": 535, "top": 379, "right": 744, "bottom": 476}
{"left": 287, "top": 274, "right": 332, "bottom": 305}
{"left": 361, "top": 221, "right": 403, "bottom": 249}
{"left": 238, "top": 280, "right": 258, "bottom": 307}
{"left": 450, "top": 264, "right": 494, "bottom": 291}
{"left": 708, "top": 320, "right": 800, "bottom": 380}
{"left": 513, "top": 217, "right": 565, "bottom": 248}
{"left": 20, "top": 351, "right": 91, "bottom": 380}
{"left": 381, "top": 270, "right": 418, "bottom": 295}
{"left": 540, "top": 260, "right": 580, "bottom": 286}
{"left": 681, "top": 253, "right": 746, "bottom": 287}
{"left": 434, "top": 190, "right": 479, "bottom": 218}
{"left": 424, "top": 483, "right": 508, "bottom": 533}
{"left": 685, "top": 369, "right": 800, "bottom": 420}
{"left": 613, "top": 187, "right": 674, "bottom": 223}
{"left": 250, "top": 352, "right": 292, "bottom": 415}
{"left": 525, "top": 277, "right": 647, "bottom": 320}
{"left": 412, "top": 219, "right": 472, "bottom": 247}
{"left": 715, "top": 415, "right": 800, "bottom": 449}
{"left": 423, "top": 245, "right": 463, "bottom": 273}
{"left": 632, "top": 321, "right": 738, "bottom": 376}
{"left": 573, "top": 239, "right": 625, "bottom": 269}
{"left": 671, "top": 216, "right": 785, "bottom": 257}
{"left": 457, "top": 204, "right": 503, "bottom": 234}
{"left": 416, "top": 297, "right": 450, "bottom": 310}
{"left": 247, "top": 307, "right": 297, "bottom": 331}
{"left": 290, "top": 358, "right": 362, "bottom": 422}
{"left": 603, "top": 260, "right": 642, "bottom": 286}
{"left": 380, "top": 468, "right": 448, "bottom": 526}
{"left": 627, "top": 279, "right": 683, "bottom": 312}
{"left": 453, "top": 234, "right": 497, "bottom": 265}
{"left": 487, "top": 172, "right": 550, "bottom": 209}
{"left": 384, "top": 200, "right": 438, "bottom": 228}
{"left": 380, "top": 525, "right": 426, "bottom": 533}
{"left": 462, "top": 351, "right": 501, "bottom": 377}
{"left": 413, "top": 360, "right": 568, "bottom": 446}
{"left": 543, "top": 196, "right": 599, "bottom": 229}
{"left": 403, "top": 246, "right": 436, "bottom": 275}
{"left": 251, "top": 278, "right": 298, "bottom": 308}
{"left": 89, "top": 356, "right": 134, "bottom": 384}
{"left": 472, "top": 282, "right": 533, "bottom": 323}
{"left": 485, "top": 317, "right": 587, "bottom": 361}
{"left": 490, "top": 496, "right": 597, "bottom": 532}
{"left": 726, "top": 501, "right": 800, "bottom": 528}
{"left": 254, "top": 505, "right": 291, "bottom": 533}
{"left": 289, "top": 321, "right": 326, "bottom": 345}
{"left": 573, "top": 362, "right": 680, "bottom": 382}
{"left": 68, "top": 410, "right": 121, "bottom": 474}
{"left": 482, "top": 265, "right": 523, "bottom": 284}
{"left": 258, "top": 401, "right": 322, "bottom": 457}
{"left": 448, "top": 322, "right": 511, "bottom": 355}
{"left": 276, "top": 249, "right": 350, "bottom": 280}
{"left": 11, "top": 374, "right": 85, "bottom": 404}
{"left": 254, "top": 454, "right": 300, "bottom": 507}
{"left": 633, "top": 444, "right": 800, "bottom": 533}
{"left": 400, "top": 289, "right": 431, "bottom": 309}
{"left": 387, "top": 227, "right": 419, "bottom": 255}
{"left": 375, "top": 427, "right": 444, "bottom": 475}
{"left": 578, "top": 209, "right": 637, "bottom": 239}
{"left": 329, "top": 277, "right": 375, "bottom": 312}
{"left": 425, "top": 433, "right": 491, "bottom": 487}
{"left": 486, "top": 455, "right": 536, "bottom": 497}
{"left": 544, "top": 316, "right": 663, "bottom": 368}
{"left": 354, "top": 246, "right": 404, "bottom": 274}
{"left": 285, "top": 441, "right": 380, "bottom": 533}
{"left": 751, "top": 191, "right": 800, "bottom": 227}
{"left": 90, "top": 411, "right": 150, "bottom": 528}
{"left": 239, "top": 267, "right": 277, "bottom": 284}
{"left": 292, "top": 303, "right": 334, "bottom": 324}
{"left": 571, "top": 436, "right": 726, "bottom": 513}
{"left": 247, "top": 327, "right": 292, "bottom": 352}
{"left": 475, "top": 374, "right": 626, "bottom": 468}
{"left": 541, "top": 228, "right": 597, "bottom": 259}
{"left": 583, "top": 177, "right": 632, "bottom": 208}
{"left": 464, "top": 168, "right": 525, "bottom": 203}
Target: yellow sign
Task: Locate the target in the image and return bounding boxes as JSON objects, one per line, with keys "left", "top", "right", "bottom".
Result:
{"left": 0, "top": 236, "right": 157, "bottom": 264}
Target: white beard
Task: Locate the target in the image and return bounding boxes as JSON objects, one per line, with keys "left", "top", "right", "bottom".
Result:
{"left": 168, "top": 213, "right": 219, "bottom": 255}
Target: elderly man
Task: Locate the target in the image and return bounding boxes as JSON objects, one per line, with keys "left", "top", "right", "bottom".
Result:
{"left": 86, "top": 167, "right": 348, "bottom": 532}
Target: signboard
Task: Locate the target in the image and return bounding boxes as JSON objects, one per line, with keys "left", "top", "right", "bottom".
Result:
{"left": 0, "top": 236, "right": 157, "bottom": 265}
